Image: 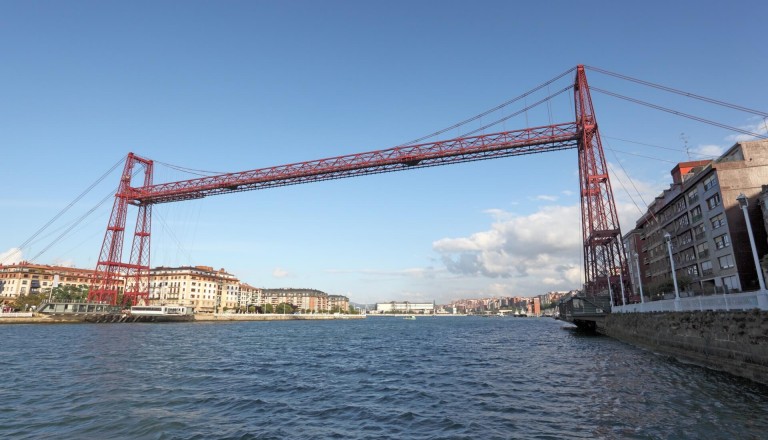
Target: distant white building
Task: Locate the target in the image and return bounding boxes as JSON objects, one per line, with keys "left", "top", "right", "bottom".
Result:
{"left": 376, "top": 301, "right": 434, "bottom": 314}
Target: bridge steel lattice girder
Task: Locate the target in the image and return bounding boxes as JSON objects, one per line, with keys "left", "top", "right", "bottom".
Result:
{"left": 91, "top": 65, "right": 631, "bottom": 307}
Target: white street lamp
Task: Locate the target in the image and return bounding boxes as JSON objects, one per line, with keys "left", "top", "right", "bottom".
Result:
{"left": 736, "top": 193, "right": 767, "bottom": 292}
{"left": 634, "top": 252, "right": 645, "bottom": 304}
{"left": 664, "top": 231, "right": 681, "bottom": 310}
{"left": 603, "top": 247, "right": 614, "bottom": 308}
{"left": 618, "top": 269, "right": 626, "bottom": 306}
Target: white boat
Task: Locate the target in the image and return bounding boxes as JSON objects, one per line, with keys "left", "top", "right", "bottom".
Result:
{"left": 130, "top": 305, "right": 194, "bottom": 316}
{"left": 403, "top": 315, "right": 416, "bottom": 320}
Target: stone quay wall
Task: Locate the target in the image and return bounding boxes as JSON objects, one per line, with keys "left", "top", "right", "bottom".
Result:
{"left": 601, "top": 310, "right": 768, "bottom": 385}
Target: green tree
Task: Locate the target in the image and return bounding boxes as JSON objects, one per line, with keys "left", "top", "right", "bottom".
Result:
{"left": 51, "top": 284, "right": 89, "bottom": 302}
{"left": 263, "top": 303, "right": 274, "bottom": 313}
{"left": 275, "top": 302, "right": 293, "bottom": 314}
{"left": 11, "top": 292, "right": 47, "bottom": 311}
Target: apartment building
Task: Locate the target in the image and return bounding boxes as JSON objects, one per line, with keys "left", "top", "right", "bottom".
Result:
{"left": 328, "top": 294, "right": 350, "bottom": 312}
{"left": 375, "top": 302, "right": 434, "bottom": 314}
{"left": 260, "top": 288, "right": 339, "bottom": 312}
{"left": 0, "top": 262, "right": 97, "bottom": 301}
{"left": 2, "top": 260, "right": 346, "bottom": 314}
{"left": 149, "top": 265, "right": 239, "bottom": 313}
{"left": 625, "top": 139, "right": 768, "bottom": 297}
{"left": 238, "top": 283, "right": 264, "bottom": 311}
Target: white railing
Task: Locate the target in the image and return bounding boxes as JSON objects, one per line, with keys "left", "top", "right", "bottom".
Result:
{"left": 613, "top": 290, "right": 768, "bottom": 313}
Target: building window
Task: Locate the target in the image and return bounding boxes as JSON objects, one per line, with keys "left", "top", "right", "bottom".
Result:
{"left": 677, "top": 214, "right": 689, "bottom": 229}
{"left": 703, "top": 175, "right": 718, "bottom": 191}
{"left": 706, "top": 193, "right": 721, "bottom": 210}
{"left": 694, "top": 224, "right": 706, "bottom": 240}
{"left": 696, "top": 242, "right": 709, "bottom": 259}
{"left": 701, "top": 260, "right": 713, "bottom": 275}
{"left": 723, "top": 275, "right": 738, "bottom": 292}
{"left": 689, "top": 206, "right": 702, "bottom": 223}
{"left": 687, "top": 189, "right": 699, "bottom": 204}
{"left": 686, "top": 265, "right": 699, "bottom": 276}
{"left": 679, "top": 231, "right": 693, "bottom": 245}
{"left": 714, "top": 234, "right": 731, "bottom": 249}
{"left": 718, "top": 254, "right": 735, "bottom": 269}
{"left": 710, "top": 213, "right": 725, "bottom": 229}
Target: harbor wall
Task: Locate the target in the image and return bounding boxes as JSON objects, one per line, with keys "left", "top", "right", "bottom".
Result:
{"left": 601, "top": 310, "right": 768, "bottom": 385}
{"left": 194, "top": 313, "right": 365, "bottom": 321}
{"left": 0, "top": 313, "right": 366, "bottom": 324}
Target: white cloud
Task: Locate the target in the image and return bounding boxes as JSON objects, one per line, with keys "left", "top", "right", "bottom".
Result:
{"left": 427, "top": 164, "right": 664, "bottom": 300}
{"left": 53, "top": 258, "right": 76, "bottom": 268}
{"left": 272, "top": 267, "right": 290, "bottom": 278}
{"left": 0, "top": 248, "right": 23, "bottom": 264}
{"left": 326, "top": 267, "right": 437, "bottom": 279}
{"left": 725, "top": 118, "right": 768, "bottom": 143}
{"left": 433, "top": 205, "right": 581, "bottom": 280}
{"left": 690, "top": 144, "right": 724, "bottom": 158}
{"left": 607, "top": 160, "right": 668, "bottom": 230}
{"left": 534, "top": 195, "right": 558, "bottom": 202}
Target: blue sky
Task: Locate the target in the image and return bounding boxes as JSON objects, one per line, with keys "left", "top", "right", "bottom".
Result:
{"left": 1, "top": 1, "right": 766, "bottom": 304}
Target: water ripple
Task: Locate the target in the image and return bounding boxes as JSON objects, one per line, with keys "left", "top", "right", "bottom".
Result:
{"left": 2, "top": 318, "right": 768, "bottom": 439}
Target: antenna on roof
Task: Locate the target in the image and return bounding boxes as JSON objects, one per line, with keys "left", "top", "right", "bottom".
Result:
{"left": 680, "top": 133, "right": 691, "bottom": 160}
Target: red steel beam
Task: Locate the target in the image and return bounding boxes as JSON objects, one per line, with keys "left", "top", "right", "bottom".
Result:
{"left": 129, "top": 122, "right": 579, "bottom": 205}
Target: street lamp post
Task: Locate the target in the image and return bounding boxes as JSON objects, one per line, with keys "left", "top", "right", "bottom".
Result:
{"left": 634, "top": 252, "right": 645, "bottom": 304}
{"left": 618, "top": 270, "right": 627, "bottom": 306}
{"left": 664, "top": 231, "right": 681, "bottom": 311}
{"left": 736, "top": 194, "right": 768, "bottom": 310}
{"left": 606, "top": 272, "right": 615, "bottom": 308}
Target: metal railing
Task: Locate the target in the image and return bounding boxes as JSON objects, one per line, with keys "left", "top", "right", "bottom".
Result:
{"left": 613, "top": 290, "right": 768, "bottom": 313}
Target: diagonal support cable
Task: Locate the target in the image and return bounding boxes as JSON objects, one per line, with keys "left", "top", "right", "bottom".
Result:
{"left": 591, "top": 87, "right": 768, "bottom": 139}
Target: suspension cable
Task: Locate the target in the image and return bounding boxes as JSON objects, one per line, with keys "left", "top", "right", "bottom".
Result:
{"left": 586, "top": 65, "right": 768, "bottom": 118}
{"left": 459, "top": 85, "right": 574, "bottom": 138}
{"left": 2, "top": 157, "right": 125, "bottom": 264}
{"left": 155, "top": 160, "right": 227, "bottom": 177}
{"left": 152, "top": 68, "right": 579, "bottom": 175}
{"left": 29, "top": 190, "right": 116, "bottom": 262}
{"left": 399, "top": 66, "right": 577, "bottom": 146}
{"left": 603, "top": 135, "right": 720, "bottom": 159}
{"left": 591, "top": 87, "right": 768, "bottom": 139}
{"left": 28, "top": 166, "right": 145, "bottom": 263}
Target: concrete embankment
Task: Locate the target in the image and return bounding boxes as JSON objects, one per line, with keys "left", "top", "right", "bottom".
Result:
{"left": 194, "top": 313, "right": 366, "bottom": 321}
{"left": 0, "top": 313, "right": 366, "bottom": 324}
{"left": 601, "top": 310, "right": 768, "bottom": 386}
{"left": 0, "top": 314, "right": 53, "bottom": 324}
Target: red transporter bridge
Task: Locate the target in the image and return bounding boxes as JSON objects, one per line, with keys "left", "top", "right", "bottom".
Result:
{"left": 89, "top": 65, "right": 630, "bottom": 307}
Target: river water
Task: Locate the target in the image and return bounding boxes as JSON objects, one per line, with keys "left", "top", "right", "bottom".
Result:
{"left": 1, "top": 317, "right": 767, "bottom": 439}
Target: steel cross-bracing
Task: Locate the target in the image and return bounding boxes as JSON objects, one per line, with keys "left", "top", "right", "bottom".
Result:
{"left": 89, "top": 65, "right": 630, "bottom": 306}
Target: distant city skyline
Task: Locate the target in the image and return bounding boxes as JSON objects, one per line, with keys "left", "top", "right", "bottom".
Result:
{"left": 1, "top": 1, "right": 766, "bottom": 304}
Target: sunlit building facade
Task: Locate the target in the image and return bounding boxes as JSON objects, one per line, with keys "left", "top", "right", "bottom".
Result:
{"left": 627, "top": 140, "right": 768, "bottom": 296}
